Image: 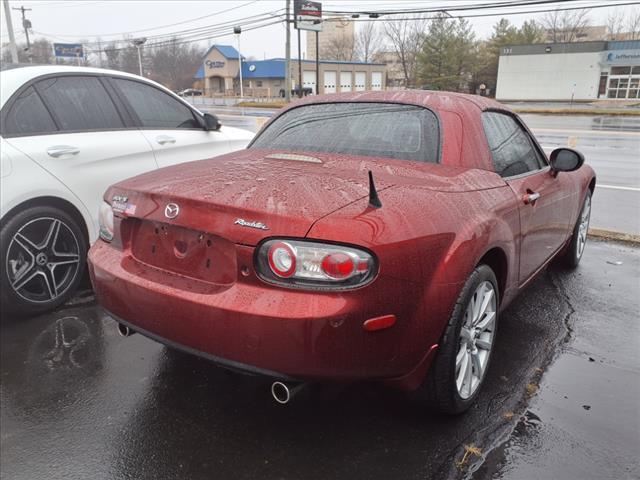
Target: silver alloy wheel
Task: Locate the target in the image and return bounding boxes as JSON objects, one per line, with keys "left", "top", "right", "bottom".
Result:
{"left": 576, "top": 194, "right": 591, "bottom": 260}
{"left": 6, "top": 217, "right": 80, "bottom": 303}
{"left": 456, "top": 280, "right": 497, "bottom": 400}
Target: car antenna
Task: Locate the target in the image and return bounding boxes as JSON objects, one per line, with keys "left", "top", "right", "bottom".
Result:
{"left": 368, "top": 170, "right": 382, "bottom": 208}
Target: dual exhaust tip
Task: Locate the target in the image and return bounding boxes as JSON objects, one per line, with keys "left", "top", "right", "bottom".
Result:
{"left": 271, "top": 381, "right": 305, "bottom": 405}
{"left": 117, "top": 323, "right": 136, "bottom": 337}
{"left": 117, "top": 323, "right": 303, "bottom": 405}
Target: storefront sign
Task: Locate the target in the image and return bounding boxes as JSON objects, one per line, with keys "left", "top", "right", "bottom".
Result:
{"left": 294, "top": 0, "right": 322, "bottom": 32}
{"left": 602, "top": 50, "right": 640, "bottom": 65}
{"left": 206, "top": 60, "right": 225, "bottom": 69}
{"left": 53, "top": 43, "right": 84, "bottom": 58}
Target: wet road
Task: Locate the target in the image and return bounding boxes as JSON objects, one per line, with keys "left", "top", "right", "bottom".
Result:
{"left": 208, "top": 108, "right": 640, "bottom": 235}
{"left": 1, "top": 240, "right": 638, "bottom": 480}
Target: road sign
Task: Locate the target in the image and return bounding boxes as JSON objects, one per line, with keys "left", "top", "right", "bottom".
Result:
{"left": 53, "top": 43, "right": 84, "bottom": 58}
{"left": 294, "top": 0, "right": 322, "bottom": 32}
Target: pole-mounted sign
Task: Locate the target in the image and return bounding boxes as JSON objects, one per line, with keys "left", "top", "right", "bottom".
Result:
{"left": 294, "top": 0, "right": 322, "bottom": 32}
{"left": 53, "top": 43, "right": 84, "bottom": 58}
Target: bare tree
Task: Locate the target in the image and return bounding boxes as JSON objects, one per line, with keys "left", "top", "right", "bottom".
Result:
{"left": 627, "top": 8, "right": 640, "bottom": 40}
{"left": 606, "top": 12, "right": 626, "bottom": 40}
{"left": 148, "top": 38, "right": 206, "bottom": 90}
{"left": 323, "top": 31, "right": 356, "bottom": 61}
{"left": 384, "top": 14, "right": 428, "bottom": 88}
{"left": 540, "top": 8, "right": 591, "bottom": 43}
{"left": 356, "top": 22, "right": 383, "bottom": 63}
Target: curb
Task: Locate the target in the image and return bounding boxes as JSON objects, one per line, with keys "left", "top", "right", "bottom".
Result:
{"left": 588, "top": 228, "right": 640, "bottom": 245}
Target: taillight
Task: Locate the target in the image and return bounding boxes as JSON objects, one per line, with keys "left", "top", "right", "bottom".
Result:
{"left": 268, "top": 241, "right": 297, "bottom": 278}
{"left": 256, "top": 239, "right": 377, "bottom": 290}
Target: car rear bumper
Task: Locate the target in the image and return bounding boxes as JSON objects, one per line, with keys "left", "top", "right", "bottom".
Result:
{"left": 88, "top": 241, "right": 447, "bottom": 384}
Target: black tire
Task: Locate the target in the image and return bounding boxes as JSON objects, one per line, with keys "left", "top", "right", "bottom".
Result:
{"left": 559, "top": 190, "right": 592, "bottom": 269}
{"left": 1, "top": 205, "right": 87, "bottom": 318}
{"left": 417, "top": 264, "right": 499, "bottom": 415}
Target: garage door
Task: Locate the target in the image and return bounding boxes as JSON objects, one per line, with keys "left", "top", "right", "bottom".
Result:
{"left": 355, "top": 72, "right": 366, "bottom": 91}
{"left": 340, "top": 71, "right": 352, "bottom": 92}
{"left": 323, "top": 71, "right": 336, "bottom": 94}
{"left": 303, "top": 71, "right": 317, "bottom": 94}
{"left": 371, "top": 72, "right": 383, "bottom": 91}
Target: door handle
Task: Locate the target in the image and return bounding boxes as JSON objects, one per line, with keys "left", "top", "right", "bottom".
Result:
{"left": 156, "top": 135, "right": 176, "bottom": 145}
{"left": 523, "top": 191, "right": 541, "bottom": 205}
{"left": 46, "top": 145, "right": 80, "bottom": 157}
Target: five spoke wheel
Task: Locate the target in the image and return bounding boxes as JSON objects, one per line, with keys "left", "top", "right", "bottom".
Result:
{"left": 4, "top": 214, "right": 82, "bottom": 308}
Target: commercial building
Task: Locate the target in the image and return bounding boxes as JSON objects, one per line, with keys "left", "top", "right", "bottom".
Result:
{"left": 306, "top": 18, "right": 354, "bottom": 60}
{"left": 372, "top": 51, "right": 407, "bottom": 88}
{"left": 193, "top": 44, "right": 386, "bottom": 97}
{"left": 496, "top": 40, "right": 640, "bottom": 101}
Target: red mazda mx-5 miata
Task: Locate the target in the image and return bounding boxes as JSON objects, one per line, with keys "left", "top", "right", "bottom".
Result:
{"left": 89, "top": 91, "right": 595, "bottom": 413}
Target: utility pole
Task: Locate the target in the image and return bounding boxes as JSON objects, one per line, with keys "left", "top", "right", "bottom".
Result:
{"left": 12, "top": 4, "right": 32, "bottom": 62}
{"left": 285, "top": 0, "right": 291, "bottom": 102}
{"left": 2, "top": 0, "right": 19, "bottom": 63}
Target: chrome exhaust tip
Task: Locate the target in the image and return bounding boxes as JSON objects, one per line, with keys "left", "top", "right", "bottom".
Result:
{"left": 117, "top": 323, "right": 135, "bottom": 337}
{"left": 271, "top": 381, "right": 305, "bottom": 405}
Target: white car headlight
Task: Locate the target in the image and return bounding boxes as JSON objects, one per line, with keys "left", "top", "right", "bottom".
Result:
{"left": 98, "top": 201, "right": 114, "bottom": 242}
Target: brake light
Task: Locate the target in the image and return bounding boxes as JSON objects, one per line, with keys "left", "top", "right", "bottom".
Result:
{"left": 256, "top": 239, "right": 377, "bottom": 290}
{"left": 321, "top": 252, "right": 354, "bottom": 279}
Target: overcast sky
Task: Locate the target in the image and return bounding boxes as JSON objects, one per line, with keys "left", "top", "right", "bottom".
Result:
{"left": 2, "top": 0, "right": 639, "bottom": 60}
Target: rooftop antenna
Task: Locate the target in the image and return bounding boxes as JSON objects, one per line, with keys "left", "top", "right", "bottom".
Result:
{"left": 368, "top": 170, "right": 382, "bottom": 208}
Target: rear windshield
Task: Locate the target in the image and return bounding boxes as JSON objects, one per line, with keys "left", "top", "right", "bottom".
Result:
{"left": 250, "top": 102, "right": 440, "bottom": 163}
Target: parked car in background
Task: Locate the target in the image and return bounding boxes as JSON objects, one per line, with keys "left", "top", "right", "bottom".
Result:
{"left": 89, "top": 91, "right": 595, "bottom": 413}
{"left": 177, "top": 88, "right": 203, "bottom": 97}
{"left": 0, "top": 65, "right": 254, "bottom": 316}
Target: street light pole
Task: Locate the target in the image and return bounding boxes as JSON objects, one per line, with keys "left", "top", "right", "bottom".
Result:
{"left": 285, "top": 0, "right": 291, "bottom": 102}
{"left": 234, "top": 26, "right": 243, "bottom": 99}
{"left": 132, "top": 37, "right": 146, "bottom": 77}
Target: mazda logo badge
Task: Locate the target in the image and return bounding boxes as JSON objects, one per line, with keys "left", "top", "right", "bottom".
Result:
{"left": 164, "top": 203, "right": 180, "bottom": 219}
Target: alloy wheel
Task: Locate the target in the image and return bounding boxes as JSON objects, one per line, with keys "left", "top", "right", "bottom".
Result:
{"left": 456, "top": 280, "right": 497, "bottom": 400}
{"left": 6, "top": 217, "right": 81, "bottom": 304}
{"left": 576, "top": 194, "right": 591, "bottom": 260}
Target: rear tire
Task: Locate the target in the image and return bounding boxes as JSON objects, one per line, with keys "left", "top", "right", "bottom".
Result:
{"left": 417, "top": 265, "right": 499, "bottom": 415}
{"left": 559, "top": 190, "right": 591, "bottom": 269}
{"left": 1, "top": 205, "right": 87, "bottom": 318}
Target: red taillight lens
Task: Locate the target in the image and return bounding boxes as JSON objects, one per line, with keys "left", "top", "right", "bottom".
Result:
{"left": 268, "top": 241, "right": 296, "bottom": 278}
{"left": 256, "top": 239, "right": 377, "bottom": 290}
{"left": 321, "top": 252, "right": 355, "bottom": 279}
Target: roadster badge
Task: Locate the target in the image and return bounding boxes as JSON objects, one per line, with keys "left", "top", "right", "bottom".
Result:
{"left": 234, "top": 218, "right": 269, "bottom": 230}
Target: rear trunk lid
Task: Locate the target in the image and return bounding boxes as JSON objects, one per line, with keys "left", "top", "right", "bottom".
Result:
{"left": 108, "top": 148, "right": 391, "bottom": 246}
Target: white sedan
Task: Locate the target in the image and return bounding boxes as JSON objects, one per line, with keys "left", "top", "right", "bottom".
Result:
{"left": 0, "top": 65, "right": 254, "bottom": 316}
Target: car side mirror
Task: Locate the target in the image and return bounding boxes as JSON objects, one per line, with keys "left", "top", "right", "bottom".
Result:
{"left": 203, "top": 113, "right": 221, "bottom": 131}
{"left": 550, "top": 148, "right": 584, "bottom": 173}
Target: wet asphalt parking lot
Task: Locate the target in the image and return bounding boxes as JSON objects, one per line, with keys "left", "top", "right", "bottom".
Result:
{"left": 1, "top": 238, "right": 638, "bottom": 480}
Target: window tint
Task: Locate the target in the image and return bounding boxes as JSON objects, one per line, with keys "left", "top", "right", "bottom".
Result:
{"left": 113, "top": 79, "right": 199, "bottom": 129}
{"left": 37, "top": 76, "right": 124, "bottom": 131}
{"left": 3, "top": 87, "right": 57, "bottom": 136}
{"left": 251, "top": 102, "right": 440, "bottom": 163}
{"left": 482, "top": 112, "right": 546, "bottom": 177}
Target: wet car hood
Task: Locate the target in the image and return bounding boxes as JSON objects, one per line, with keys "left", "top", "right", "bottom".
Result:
{"left": 108, "top": 148, "right": 504, "bottom": 245}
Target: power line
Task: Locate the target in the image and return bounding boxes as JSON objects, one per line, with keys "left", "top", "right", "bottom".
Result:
{"left": 323, "top": 0, "right": 640, "bottom": 21}
{"left": 81, "top": 18, "right": 285, "bottom": 54}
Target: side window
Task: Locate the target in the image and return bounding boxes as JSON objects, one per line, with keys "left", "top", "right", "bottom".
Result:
{"left": 112, "top": 79, "right": 200, "bottom": 129}
{"left": 36, "top": 76, "right": 124, "bottom": 131}
{"left": 2, "top": 86, "right": 57, "bottom": 136}
{"left": 482, "top": 112, "right": 546, "bottom": 178}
